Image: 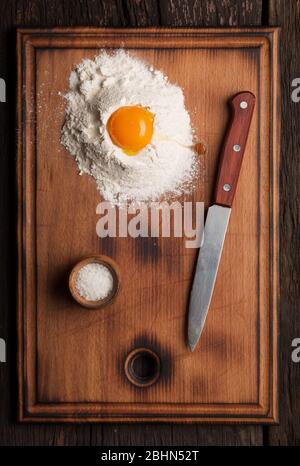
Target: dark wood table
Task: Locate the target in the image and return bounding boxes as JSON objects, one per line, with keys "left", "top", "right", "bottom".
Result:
{"left": 0, "top": 0, "right": 298, "bottom": 446}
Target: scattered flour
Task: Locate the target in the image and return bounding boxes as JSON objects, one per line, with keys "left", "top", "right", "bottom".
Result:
{"left": 61, "top": 50, "right": 199, "bottom": 206}
{"left": 76, "top": 263, "right": 113, "bottom": 301}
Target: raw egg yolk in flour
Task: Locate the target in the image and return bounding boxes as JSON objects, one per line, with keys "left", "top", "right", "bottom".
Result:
{"left": 107, "top": 106, "right": 154, "bottom": 155}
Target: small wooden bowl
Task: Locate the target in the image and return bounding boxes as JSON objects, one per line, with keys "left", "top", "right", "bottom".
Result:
{"left": 69, "top": 255, "right": 120, "bottom": 309}
{"left": 124, "top": 348, "right": 161, "bottom": 388}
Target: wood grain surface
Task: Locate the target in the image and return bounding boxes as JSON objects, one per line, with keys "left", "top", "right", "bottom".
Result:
{"left": 17, "top": 28, "right": 279, "bottom": 423}
{"left": 268, "top": 0, "right": 300, "bottom": 446}
{"left": 0, "top": 0, "right": 297, "bottom": 446}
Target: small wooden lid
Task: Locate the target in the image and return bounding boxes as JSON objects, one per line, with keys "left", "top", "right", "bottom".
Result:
{"left": 69, "top": 255, "right": 120, "bottom": 309}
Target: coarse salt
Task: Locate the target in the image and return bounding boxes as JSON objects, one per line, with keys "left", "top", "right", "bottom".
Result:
{"left": 76, "top": 263, "right": 114, "bottom": 302}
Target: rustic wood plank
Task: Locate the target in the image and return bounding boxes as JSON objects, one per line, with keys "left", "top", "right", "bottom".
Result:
{"left": 0, "top": 0, "right": 265, "bottom": 446}
{"left": 268, "top": 0, "right": 300, "bottom": 446}
{"left": 18, "top": 28, "right": 278, "bottom": 424}
{"left": 159, "top": 0, "right": 263, "bottom": 26}
{"left": 93, "top": 0, "right": 264, "bottom": 447}
{"left": 92, "top": 424, "right": 263, "bottom": 446}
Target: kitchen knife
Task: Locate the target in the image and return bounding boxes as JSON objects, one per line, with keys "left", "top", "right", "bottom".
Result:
{"left": 188, "top": 91, "right": 255, "bottom": 352}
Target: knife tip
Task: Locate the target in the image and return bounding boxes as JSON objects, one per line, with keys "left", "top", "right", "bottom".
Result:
{"left": 188, "top": 340, "right": 197, "bottom": 352}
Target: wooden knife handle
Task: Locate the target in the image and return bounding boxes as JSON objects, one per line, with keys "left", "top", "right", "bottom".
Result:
{"left": 214, "top": 91, "right": 255, "bottom": 207}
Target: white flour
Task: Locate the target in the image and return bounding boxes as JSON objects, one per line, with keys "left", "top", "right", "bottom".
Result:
{"left": 61, "top": 50, "right": 198, "bottom": 205}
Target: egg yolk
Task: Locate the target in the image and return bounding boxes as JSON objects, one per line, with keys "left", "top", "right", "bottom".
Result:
{"left": 107, "top": 106, "right": 154, "bottom": 155}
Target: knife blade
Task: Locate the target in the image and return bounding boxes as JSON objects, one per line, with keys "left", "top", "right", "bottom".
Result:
{"left": 188, "top": 91, "right": 256, "bottom": 352}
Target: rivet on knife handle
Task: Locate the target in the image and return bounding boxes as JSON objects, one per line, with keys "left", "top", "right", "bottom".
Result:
{"left": 214, "top": 92, "right": 256, "bottom": 208}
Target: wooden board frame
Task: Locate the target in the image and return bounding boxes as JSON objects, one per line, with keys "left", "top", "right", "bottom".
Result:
{"left": 17, "top": 28, "right": 280, "bottom": 423}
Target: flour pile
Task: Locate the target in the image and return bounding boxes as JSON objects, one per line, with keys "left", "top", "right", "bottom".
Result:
{"left": 61, "top": 50, "right": 198, "bottom": 205}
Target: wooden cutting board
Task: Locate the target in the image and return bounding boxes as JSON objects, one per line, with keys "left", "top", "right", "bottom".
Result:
{"left": 17, "top": 28, "right": 279, "bottom": 423}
